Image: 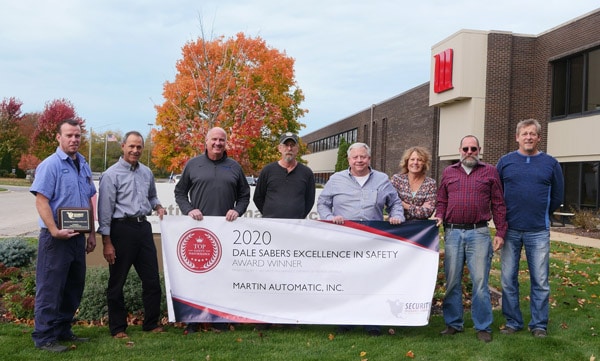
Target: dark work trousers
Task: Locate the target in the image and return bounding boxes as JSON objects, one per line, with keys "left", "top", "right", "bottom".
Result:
{"left": 32, "top": 229, "right": 86, "bottom": 347}
{"left": 107, "top": 220, "right": 161, "bottom": 335}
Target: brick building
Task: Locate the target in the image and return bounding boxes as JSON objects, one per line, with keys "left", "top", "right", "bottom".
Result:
{"left": 301, "top": 8, "right": 600, "bottom": 211}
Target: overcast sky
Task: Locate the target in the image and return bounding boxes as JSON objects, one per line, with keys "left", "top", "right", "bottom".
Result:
{"left": 1, "top": 1, "right": 598, "bottom": 137}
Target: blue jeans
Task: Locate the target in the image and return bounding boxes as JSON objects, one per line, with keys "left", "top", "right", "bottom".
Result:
{"left": 501, "top": 229, "right": 550, "bottom": 331}
{"left": 443, "top": 227, "right": 493, "bottom": 332}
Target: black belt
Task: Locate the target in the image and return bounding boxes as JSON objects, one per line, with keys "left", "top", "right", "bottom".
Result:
{"left": 444, "top": 222, "right": 488, "bottom": 230}
{"left": 113, "top": 216, "right": 147, "bottom": 223}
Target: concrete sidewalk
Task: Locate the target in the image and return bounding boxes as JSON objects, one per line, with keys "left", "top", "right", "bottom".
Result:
{"left": 550, "top": 229, "right": 600, "bottom": 249}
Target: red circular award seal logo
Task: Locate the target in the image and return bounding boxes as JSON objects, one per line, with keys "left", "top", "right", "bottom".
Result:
{"left": 177, "top": 228, "right": 222, "bottom": 273}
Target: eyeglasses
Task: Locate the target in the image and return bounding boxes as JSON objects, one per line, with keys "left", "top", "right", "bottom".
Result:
{"left": 462, "top": 146, "right": 479, "bottom": 153}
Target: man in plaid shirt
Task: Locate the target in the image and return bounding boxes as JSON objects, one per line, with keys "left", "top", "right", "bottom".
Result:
{"left": 435, "top": 135, "right": 507, "bottom": 343}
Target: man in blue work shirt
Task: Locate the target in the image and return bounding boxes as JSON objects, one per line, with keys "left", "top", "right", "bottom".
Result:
{"left": 30, "top": 119, "right": 97, "bottom": 353}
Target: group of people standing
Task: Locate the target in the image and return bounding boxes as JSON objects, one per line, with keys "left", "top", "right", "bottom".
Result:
{"left": 435, "top": 119, "right": 564, "bottom": 343}
{"left": 29, "top": 117, "right": 562, "bottom": 352}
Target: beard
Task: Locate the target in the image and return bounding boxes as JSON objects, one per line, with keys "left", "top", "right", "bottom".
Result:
{"left": 461, "top": 155, "right": 479, "bottom": 168}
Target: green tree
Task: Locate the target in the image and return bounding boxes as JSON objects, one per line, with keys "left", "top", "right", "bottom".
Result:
{"left": 154, "top": 29, "right": 307, "bottom": 175}
{"left": 335, "top": 138, "right": 350, "bottom": 171}
{"left": 87, "top": 130, "right": 123, "bottom": 172}
{"left": 0, "top": 97, "right": 28, "bottom": 175}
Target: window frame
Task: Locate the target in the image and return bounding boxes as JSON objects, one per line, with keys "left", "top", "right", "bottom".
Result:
{"left": 551, "top": 46, "right": 600, "bottom": 120}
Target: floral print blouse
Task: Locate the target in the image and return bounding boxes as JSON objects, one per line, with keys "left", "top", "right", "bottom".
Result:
{"left": 390, "top": 173, "right": 437, "bottom": 220}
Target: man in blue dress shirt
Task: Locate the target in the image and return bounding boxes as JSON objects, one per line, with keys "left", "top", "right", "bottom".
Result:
{"left": 317, "top": 142, "right": 404, "bottom": 336}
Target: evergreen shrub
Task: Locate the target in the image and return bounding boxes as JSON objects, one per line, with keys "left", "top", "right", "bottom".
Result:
{"left": 78, "top": 266, "right": 167, "bottom": 322}
{"left": 0, "top": 237, "right": 36, "bottom": 268}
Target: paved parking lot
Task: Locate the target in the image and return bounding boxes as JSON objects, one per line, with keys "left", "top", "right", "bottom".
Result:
{"left": 0, "top": 186, "right": 38, "bottom": 237}
{"left": 0, "top": 186, "right": 112, "bottom": 267}
{"left": 0, "top": 186, "right": 102, "bottom": 267}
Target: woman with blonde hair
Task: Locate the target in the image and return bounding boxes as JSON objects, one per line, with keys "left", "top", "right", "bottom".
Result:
{"left": 391, "top": 146, "right": 437, "bottom": 220}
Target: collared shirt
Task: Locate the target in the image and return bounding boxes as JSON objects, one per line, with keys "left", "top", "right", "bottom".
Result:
{"left": 435, "top": 161, "right": 507, "bottom": 238}
{"left": 174, "top": 151, "right": 250, "bottom": 217}
{"left": 97, "top": 157, "right": 161, "bottom": 235}
{"left": 30, "top": 147, "right": 96, "bottom": 228}
{"left": 317, "top": 168, "right": 405, "bottom": 221}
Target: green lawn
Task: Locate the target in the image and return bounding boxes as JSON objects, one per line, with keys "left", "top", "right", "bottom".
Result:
{"left": 1, "top": 177, "right": 598, "bottom": 359}
{"left": 1, "top": 241, "right": 599, "bottom": 360}
{"left": 0, "top": 177, "right": 30, "bottom": 189}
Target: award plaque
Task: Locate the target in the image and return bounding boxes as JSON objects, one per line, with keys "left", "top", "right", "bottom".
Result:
{"left": 57, "top": 208, "right": 92, "bottom": 233}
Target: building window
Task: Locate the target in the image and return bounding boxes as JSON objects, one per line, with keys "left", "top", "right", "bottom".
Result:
{"left": 552, "top": 61, "right": 567, "bottom": 117}
{"left": 587, "top": 49, "right": 600, "bottom": 111}
{"left": 563, "top": 162, "right": 580, "bottom": 210}
{"left": 307, "top": 128, "right": 358, "bottom": 153}
{"left": 551, "top": 47, "right": 600, "bottom": 118}
{"left": 371, "top": 121, "right": 377, "bottom": 168}
{"left": 582, "top": 162, "right": 599, "bottom": 209}
{"left": 314, "top": 172, "right": 332, "bottom": 186}
{"left": 562, "top": 161, "right": 599, "bottom": 211}
{"left": 381, "top": 118, "right": 388, "bottom": 171}
{"left": 568, "top": 55, "right": 584, "bottom": 115}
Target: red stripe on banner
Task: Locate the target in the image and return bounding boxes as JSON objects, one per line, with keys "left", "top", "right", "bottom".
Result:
{"left": 321, "top": 220, "right": 438, "bottom": 251}
{"left": 341, "top": 221, "right": 411, "bottom": 242}
{"left": 173, "top": 297, "right": 264, "bottom": 323}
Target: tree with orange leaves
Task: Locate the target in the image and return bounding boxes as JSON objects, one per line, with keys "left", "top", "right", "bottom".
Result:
{"left": 153, "top": 32, "right": 306, "bottom": 175}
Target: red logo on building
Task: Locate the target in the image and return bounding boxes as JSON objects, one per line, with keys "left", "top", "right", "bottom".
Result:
{"left": 177, "top": 228, "right": 222, "bottom": 273}
{"left": 434, "top": 48, "right": 454, "bottom": 93}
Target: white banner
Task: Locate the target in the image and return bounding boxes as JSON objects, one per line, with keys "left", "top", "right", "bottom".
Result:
{"left": 160, "top": 217, "right": 439, "bottom": 326}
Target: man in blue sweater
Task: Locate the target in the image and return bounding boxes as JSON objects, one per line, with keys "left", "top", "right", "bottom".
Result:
{"left": 496, "top": 119, "right": 564, "bottom": 338}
